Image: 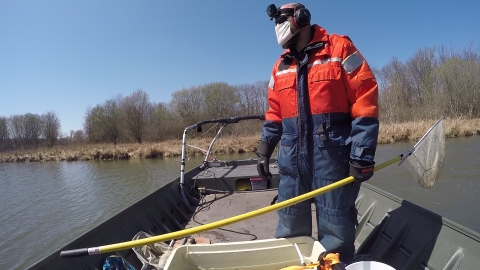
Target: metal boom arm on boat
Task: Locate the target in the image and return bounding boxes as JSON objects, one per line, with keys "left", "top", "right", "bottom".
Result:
{"left": 60, "top": 117, "right": 445, "bottom": 258}
{"left": 179, "top": 115, "right": 265, "bottom": 205}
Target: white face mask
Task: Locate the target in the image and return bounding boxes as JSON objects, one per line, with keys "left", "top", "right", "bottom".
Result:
{"left": 275, "top": 20, "right": 298, "bottom": 46}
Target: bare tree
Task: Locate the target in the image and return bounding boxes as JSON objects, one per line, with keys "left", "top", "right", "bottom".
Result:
{"left": 42, "top": 111, "right": 61, "bottom": 147}
{"left": 0, "top": 117, "right": 9, "bottom": 151}
{"left": 148, "top": 102, "right": 172, "bottom": 141}
{"left": 73, "top": 130, "right": 85, "bottom": 143}
{"left": 84, "top": 105, "right": 105, "bottom": 143}
{"left": 237, "top": 83, "right": 259, "bottom": 116}
{"left": 378, "top": 43, "right": 480, "bottom": 122}
{"left": 200, "top": 82, "right": 240, "bottom": 119}
{"left": 405, "top": 48, "right": 436, "bottom": 106}
{"left": 102, "top": 97, "right": 123, "bottom": 145}
{"left": 170, "top": 86, "right": 205, "bottom": 126}
{"left": 8, "top": 115, "right": 25, "bottom": 148}
{"left": 436, "top": 56, "right": 480, "bottom": 118}
{"left": 121, "top": 89, "right": 150, "bottom": 143}
{"left": 69, "top": 130, "right": 75, "bottom": 144}
{"left": 83, "top": 96, "right": 124, "bottom": 144}
{"left": 228, "top": 81, "right": 270, "bottom": 135}
{"left": 24, "top": 113, "right": 43, "bottom": 148}
{"left": 249, "top": 80, "right": 269, "bottom": 115}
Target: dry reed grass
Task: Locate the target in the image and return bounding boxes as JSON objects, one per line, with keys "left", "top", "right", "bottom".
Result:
{"left": 378, "top": 117, "right": 480, "bottom": 143}
{"left": 1, "top": 117, "right": 479, "bottom": 162}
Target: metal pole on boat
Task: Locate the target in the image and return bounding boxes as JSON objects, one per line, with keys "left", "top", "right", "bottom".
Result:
{"left": 179, "top": 116, "right": 265, "bottom": 204}
{"left": 199, "top": 123, "right": 226, "bottom": 169}
{"left": 180, "top": 128, "right": 189, "bottom": 205}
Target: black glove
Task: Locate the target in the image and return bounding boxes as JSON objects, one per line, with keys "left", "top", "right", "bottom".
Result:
{"left": 349, "top": 160, "right": 375, "bottom": 185}
{"left": 256, "top": 141, "right": 275, "bottom": 181}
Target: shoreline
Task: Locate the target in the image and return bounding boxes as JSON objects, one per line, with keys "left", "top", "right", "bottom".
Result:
{"left": 1, "top": 117, "right": 479, "bottom": 163}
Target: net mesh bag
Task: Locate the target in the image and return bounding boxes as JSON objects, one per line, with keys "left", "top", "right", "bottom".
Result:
{"left": 401, "top": 118, "right": 445, "bottom": 189}
{"left": 132, "top": 231, "right": 172, "bottom": 270}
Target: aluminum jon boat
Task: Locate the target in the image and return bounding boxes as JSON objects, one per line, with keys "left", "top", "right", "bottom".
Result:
{"left": 26, "top": 116, "right": 480, "bottom": 270}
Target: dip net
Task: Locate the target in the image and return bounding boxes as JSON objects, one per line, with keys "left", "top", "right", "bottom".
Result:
{"left": 400, "top": 117, "right": 445, "bottom": 189}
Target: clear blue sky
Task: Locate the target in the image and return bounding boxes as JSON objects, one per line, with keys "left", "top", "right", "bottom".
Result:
{"left": 1, "top": 1, "right": 479, "bottom": 134}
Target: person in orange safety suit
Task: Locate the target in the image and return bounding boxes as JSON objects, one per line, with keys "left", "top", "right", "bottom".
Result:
{"left": 256, "top": 3, "right": 379, "bottom": 265}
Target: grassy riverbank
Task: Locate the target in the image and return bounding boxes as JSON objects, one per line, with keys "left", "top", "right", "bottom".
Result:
{"left": 1, "top": 117, "right": 479, "bottom": 162}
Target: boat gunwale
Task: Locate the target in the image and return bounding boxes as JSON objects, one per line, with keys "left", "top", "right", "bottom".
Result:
{"left": 362, "top": 183, "right": 480, "bottom": 242}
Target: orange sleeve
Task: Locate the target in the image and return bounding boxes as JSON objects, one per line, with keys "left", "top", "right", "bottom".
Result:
{"left": 265, "top": 67, "right": 282, "bottom": 122}
{"left": 341, "top": 39, "right": 379, "bottom": 119}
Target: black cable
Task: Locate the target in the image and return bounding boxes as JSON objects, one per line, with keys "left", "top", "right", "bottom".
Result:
{"left": 191, "top": 173, "right": 258, "bottom": 241}
{"left": 192, "top": 202, "right": 258, "bottom": 241}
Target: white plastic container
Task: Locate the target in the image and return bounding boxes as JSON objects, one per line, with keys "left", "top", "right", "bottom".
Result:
{"left": 346, "top": 261, "right": 396, "bottom": 270}
{"left": 163, "top": 236, "right": 325, "bottom": 270}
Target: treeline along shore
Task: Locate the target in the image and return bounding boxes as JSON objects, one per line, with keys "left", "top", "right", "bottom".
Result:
{"left": 0, "top": 117, "right": 479, "bottom": 162}
{"left": 1, "top": 43, "right": 480, "bottom": 162}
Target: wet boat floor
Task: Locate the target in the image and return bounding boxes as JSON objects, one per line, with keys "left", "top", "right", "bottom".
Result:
{"left": 184, "top": 190, "right": 319, "bottom": 243}
{"left": 184, "top": 163, "right": 361, "bottom": 249}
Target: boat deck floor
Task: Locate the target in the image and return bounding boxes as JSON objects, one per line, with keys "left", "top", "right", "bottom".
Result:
{"left": 192, "top": 163, "right": 279, "bottom": 180}
{"left": 184, "top": 191, "right": 319, "bottom": 243}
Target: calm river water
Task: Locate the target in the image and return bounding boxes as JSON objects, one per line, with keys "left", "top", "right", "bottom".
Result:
{"left": 1, "top": 136, "right": 479, "bottom": 269}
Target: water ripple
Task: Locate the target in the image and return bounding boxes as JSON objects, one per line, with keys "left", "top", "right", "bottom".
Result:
{"left": 0, "top": 158, "right": 180, "bottom": 270}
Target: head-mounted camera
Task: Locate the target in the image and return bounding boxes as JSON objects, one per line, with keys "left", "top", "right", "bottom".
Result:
{"left": 267, "top": 4, "right": 296, "bottom": 25}
{"left": 266, "top": 4, "right": 280, "bottom": 20}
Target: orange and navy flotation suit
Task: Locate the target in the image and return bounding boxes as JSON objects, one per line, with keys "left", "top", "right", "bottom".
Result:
{"left": 260, "top": 25, "right": 379, "bottom": 263}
